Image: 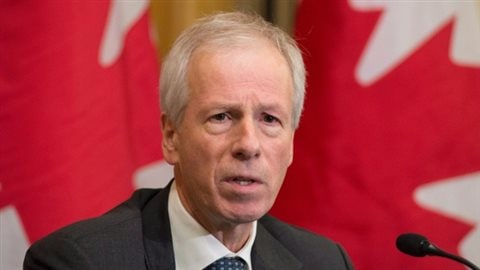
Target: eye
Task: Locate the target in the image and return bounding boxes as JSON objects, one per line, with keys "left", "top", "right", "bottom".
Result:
{"left": 209, "top": 112, "right": 230, "bottom": 122}
{"left": 205, "top": 112, "right": 232, "bottom": 134}
{"left": 262, "top": 113, "right": 280, "bottom": 124}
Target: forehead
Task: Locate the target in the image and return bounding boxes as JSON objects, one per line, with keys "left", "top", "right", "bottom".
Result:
{"left": 187, "top": 41, "right": 292, "bottom": 94}
{"left": 183, "top": 42, "right": 294, "bottom": 124}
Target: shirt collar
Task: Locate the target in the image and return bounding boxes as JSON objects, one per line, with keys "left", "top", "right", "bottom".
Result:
{"left": 168, "top": 181, "right": 256, "bottom": 270}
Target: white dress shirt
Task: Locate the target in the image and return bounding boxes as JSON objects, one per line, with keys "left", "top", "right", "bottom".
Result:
{"left": 168, "top": 181, "right": 257, "bottom": 270}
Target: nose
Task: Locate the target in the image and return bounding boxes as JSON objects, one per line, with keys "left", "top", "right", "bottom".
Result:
{"left": 232, "top": 118, "right": 261, "bottom": 161}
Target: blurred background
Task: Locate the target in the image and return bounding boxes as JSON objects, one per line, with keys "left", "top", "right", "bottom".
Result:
{"left": 2, "top": 1, "right": 480, "bottom": 269}
{"left": 151, "top": 0, "right": 297, "bottom": 57}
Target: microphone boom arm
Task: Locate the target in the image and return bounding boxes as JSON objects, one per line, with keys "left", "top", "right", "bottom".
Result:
{"left": 424, "top": 242, "right": 480, "bottom": 270}
{"left": 396, "top": 233, "right": 480, "bottom": 270}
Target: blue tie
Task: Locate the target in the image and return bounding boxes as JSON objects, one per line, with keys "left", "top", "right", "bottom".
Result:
{"left": 204, "top": 256, "right": 247, "bottom": 270}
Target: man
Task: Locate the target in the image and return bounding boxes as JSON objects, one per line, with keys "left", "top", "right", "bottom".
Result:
{"left": 24, "top": 12, "right": 354, "bottom": 270}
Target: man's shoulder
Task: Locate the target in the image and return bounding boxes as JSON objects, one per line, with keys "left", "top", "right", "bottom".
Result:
{"left": 24, "top": 188, "right": 164, "bottom": 269}
{"left": 257, "top": 215, "right": 354, "bottom": 269}
{"left": 258, "top": 214, "right": 336, "bottom": 247}
{"left": 49, "top": 188, "right": 160, "bottom": 241}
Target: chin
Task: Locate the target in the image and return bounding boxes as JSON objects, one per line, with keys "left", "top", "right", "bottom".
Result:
{"left": 226, "top": 205, "right": 271, "bottom": 223}
{"left": 227, "top": 214, "right": 260, "bottom": 225}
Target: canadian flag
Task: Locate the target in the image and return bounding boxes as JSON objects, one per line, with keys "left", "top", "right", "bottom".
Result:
{"left": 271, "top": 1, "right": 480, "bottom": 269}
{"left": 0, "top": 1, "right": 168, "bottom": 269}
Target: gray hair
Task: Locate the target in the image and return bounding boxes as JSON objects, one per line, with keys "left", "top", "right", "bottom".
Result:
{"left": 160, "top": 11, "right": 306, "bottom": 129}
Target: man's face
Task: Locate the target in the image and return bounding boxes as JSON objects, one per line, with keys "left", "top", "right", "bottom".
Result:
{"left": 162, "top": 41, "right": 295, "bottom": 230}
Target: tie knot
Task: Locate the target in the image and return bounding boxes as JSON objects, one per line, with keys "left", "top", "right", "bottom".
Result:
{"left": 204, "top": 256, "right": 247, "bottom": 270}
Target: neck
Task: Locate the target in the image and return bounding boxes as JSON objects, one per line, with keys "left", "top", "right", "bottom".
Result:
{"left": 187, "top": 202, "right": 253, "bottom": 252}
{"left": 177, "top": 190, "right": 254, "bottom": 252}
{"left": 207, "top": 222, "right": 253, "bottom": 252}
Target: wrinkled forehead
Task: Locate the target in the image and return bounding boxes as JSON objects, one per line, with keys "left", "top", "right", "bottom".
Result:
{"left": 187, "top": 40, "right": 292, "bottom": 91}
{"left": 185, "top": 41, "right": 294, "bottom": 117}
{"left": 187, "top": 37, "right": 292, "bottom": 87}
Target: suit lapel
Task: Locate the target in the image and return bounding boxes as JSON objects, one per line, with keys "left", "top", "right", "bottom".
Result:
{"left": 138, "top": 183, "right": 303, "bottom": 270}
{"left": 142, "top": 183, "right": 176, "bottom": 270}
{"left": 252, "top": 222, "right": 303, "bottom": 270}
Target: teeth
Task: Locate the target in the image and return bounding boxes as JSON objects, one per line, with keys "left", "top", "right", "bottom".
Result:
{"left": 234, "top": 177, "right": 253, "bottom": 186}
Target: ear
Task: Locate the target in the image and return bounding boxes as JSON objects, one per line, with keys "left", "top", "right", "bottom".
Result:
{"left": 161, "top": 113, "right": 179, "bottom": 165}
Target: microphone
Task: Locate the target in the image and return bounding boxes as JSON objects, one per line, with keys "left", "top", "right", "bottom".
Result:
{"left": 396, "top": 233, "right": 480, "bottom": 270}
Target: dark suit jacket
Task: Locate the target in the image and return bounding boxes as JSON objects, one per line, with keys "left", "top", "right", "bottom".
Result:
{"left": 24, "top": 184, "right": 354, "bottom": 269}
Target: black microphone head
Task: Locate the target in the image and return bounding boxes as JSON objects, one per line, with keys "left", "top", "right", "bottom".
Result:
{"left": 396, "top": 233, "right": 430, "bottom": 257}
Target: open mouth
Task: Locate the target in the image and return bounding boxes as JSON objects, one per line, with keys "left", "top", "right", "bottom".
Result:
{"left": 232, "top": 177, "right": 255, "bottom": 186}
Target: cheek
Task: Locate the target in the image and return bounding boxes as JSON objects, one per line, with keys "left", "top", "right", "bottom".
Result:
{"left": 177, "top": 126, "right": 207, "bottom": 159}
{"left": 287, "top": 140, "right": 294, "bottom": 165}
{"left": 275, "top": 137, "right": 294, "bottom": 167}
{"left": 177, "top": 132, "right": 220, "bottom": 178}
{"left": 267, "top": 139, "right": 294, "bottom": 188}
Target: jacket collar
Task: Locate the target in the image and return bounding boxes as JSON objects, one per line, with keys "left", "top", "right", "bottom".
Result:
{"left": 140, "top": 181, "right": 302, "bottom": 270}
{"left": 142, "top": 182, "right": 175, "bottom": 270}
{"left": 251, "top": 221, "right": 303, "bottom": 270}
